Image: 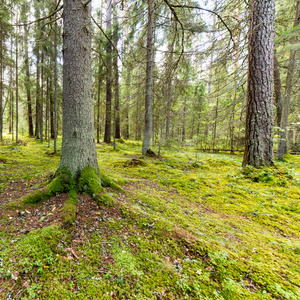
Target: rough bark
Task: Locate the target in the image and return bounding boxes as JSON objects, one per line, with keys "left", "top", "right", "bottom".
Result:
{"left": 242, "top": 0, "right": 275, "bottom": 167}
{"left": 0, "top": 44, "right": 2, "bottom": 141}
{"left": 277, "top": 0, "right": 300, "bottom": 159}
{"left": 58, "top": 0, "right": 99, "bottom": 176}
{"left": 142, "top": 0, "right": 154, "bottom": 155}
{"left": 104, "top": 0, "right": 112, "bottom": 143}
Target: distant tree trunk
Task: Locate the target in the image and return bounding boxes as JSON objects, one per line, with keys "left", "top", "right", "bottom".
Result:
{"left": 35, "top": 45, "right": 40, "bottom": 138}
{"left": 104, "top": 0, "right": 112, "bottom": 143}
{"left": 113, "top": 0, "right": 120, "bottom": 139}
{"left": 58, "top": 0, "right": 99, "bottom": 176}
{"left": 15, "top": 28, "right": 19, "bottom": 142}
{"left": 54, "top": 11, "right": 58, "bottom": 152}
{"left": 242, "top": 0, "right": 275, "bottom": 167}
{"left": 50, "top": 73, "right": 54, "bottom": 139}
{"left": 97, "top": 57, "right": 102, "bottom": 144}
{"left": 40, "top": 49, "right": 44, "bottom": 143}
{"left": 212, "top": 98, "right": 218, "bottom": 150}
{"left": 0, "top": 44, "right": 3, "bottom": 141}
{"left": 273, "top": 50, "right": 282, "bottom": 128}
{"left": 277, "top": 0, "right": 300, "bottom": 159}
{"left": 142, "top": 0, "right": 154, "bottom": 155}
{"left": 165, "top": 21, "right": 175, "bottom": 142}
{"left": 124, "top": 64, "right": 130, "bottom": 139}
{"left": 24, "top": 23, "right": 34, "bottom": 136}
{"left": 182, "top": 100, "right": 186, "bottom": 142}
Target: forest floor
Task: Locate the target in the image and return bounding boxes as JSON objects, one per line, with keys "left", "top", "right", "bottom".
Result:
{"left": 0, "top": 137, "right": 300, "bottom": 300}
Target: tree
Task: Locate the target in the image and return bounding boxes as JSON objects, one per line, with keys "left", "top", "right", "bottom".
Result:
{"left": 277, "top": 0, "right": 300, "bottom": 159}
{"left": 58, "top": 0, "right": 98, "bottom": 176}
{"left": 242, "top": 0, "right": 275, "bottom": 167}
{"left": 142, "top": 0, "right": 154, "bottom": 155}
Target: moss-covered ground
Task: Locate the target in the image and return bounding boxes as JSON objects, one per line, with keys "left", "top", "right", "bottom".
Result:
{"left": 0, "top": 137, "right": 300, "bottom": 299}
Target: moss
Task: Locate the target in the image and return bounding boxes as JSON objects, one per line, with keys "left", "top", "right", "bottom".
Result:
{"left": 60, "top": 189, "right": 78, "bottom": 228}
{"left": 77, "top": 166, "right": 116, "bottom": 207}
{"left": 100, "top": 173, "right": 125, "bottom": 193}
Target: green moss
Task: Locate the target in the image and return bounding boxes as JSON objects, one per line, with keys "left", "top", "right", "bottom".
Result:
{"left": 60, "top": 189, "right": 78, "bottom": 228}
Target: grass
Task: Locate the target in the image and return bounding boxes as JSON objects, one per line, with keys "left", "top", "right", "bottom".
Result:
{"left": 0, "top": 136, "right": 300, "bottom": 299}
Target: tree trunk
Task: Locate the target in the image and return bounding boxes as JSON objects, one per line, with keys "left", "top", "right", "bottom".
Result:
{"left": 54, "top": 10, "right": 58, "bottom": 152}
{"left": 15, "top": 27, "right": 19, "bottom": 143}
{"left": 0, "top": 44, "right": 2, "bottom": 141}
{"left": 277, "top": 0, "right": 300, "bottom": 159}
{"left": 35, "top": 45, "right": 40, "bottom": 138}
{"left": 104, "top": 0, "right": 112, "bottom": 143}
{"left": 97, "top": 57, "right": 102, "bottom": 144}
{"left": 40, "top": 49, "right": 44, "bottom": 143}
{"left": 273, "top": 49, "right": 282, "bottom": 128}
{"left": 242, "top": 0, "right": 275, "bottom": 167}
{"left": 142, "top": 0, "right": 154, "bottom": 155}
{"left": 58, "top": 0, "right": 99, "bottom": 176}
{"left": 24, "top": 24, "right": 34, "bottom": 137}
{"left": 113, "top": 0, "right": 120, "bottom": 139}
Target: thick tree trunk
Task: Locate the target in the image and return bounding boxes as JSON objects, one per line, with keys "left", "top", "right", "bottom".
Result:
{"left": 242, "top": 0, "right": 275, "bottom": 167}
{"left": 277, "top": 0, "right": 300, "bottom": 159}
{"left": 40, "top": 50, "right": 44, "bottom": 143}
{"left": 58, "top": 0, "right": 99, "bottom": 176}
{"left": 142, "top": 0, "right": 154, "bottom": 155}
{"left": 104, "top": 0, "right": 112, "bottom": 143}
{"left": 54, "top": 13, "right": 58, "bottom": 152}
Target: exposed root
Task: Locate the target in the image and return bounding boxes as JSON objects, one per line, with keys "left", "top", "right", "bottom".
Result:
{"left": 4, "top": 166, "right": 122, "bottom": 230}
{"left": 60, "top": 189, "right": 78, "bottom": 229}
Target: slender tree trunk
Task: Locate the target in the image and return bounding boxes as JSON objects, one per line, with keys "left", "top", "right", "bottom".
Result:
{"left": 242, "top": 0, "right": 275, "bottom": 167}
{"left": 35, "top": 46, "right": 40, "bottom": 138}
{"left": 50, "top": 73, "right": 54, "bottom": 139}
{"left": 113, "top": 0, "right": 120, "bottom": 139}
{"left": 182, "top": 100, "right": 186, "bottom": 142}
{"left": 58, "top": 0, "right": 99, "bottom": 176}
{"left": 142, "top": 0, "right": 154, "bottom": 155}
{"left": 54, "top": 11, "right": 58, "bottom": 152}
{"left": 40, "top": 50, "right": 44, "bottom": 143}
{"left": 0, "top": 44, "right": 3, "bottom": 141}
{"left": 15, "top": 28, "right": 19, "bottom": 142}
{"left": 24, "top": 24, "right": 34, "bottom": 136}
{"left": 124, "top": 64, "right": 130, "bottom": 139}
{"left": 97, "top": 57, "right": 102, "bottom": 144}
{"left": 212, "top": 98, "right": 218, "bottom": 150}
{"left": 104, "top": 0, "right": 112, "bottom": 143}
{"left": 273, "top": 50, "right": 282, "bottom": 128}
{"left": 277, "top": 0, "right": 300, "bottom": 159}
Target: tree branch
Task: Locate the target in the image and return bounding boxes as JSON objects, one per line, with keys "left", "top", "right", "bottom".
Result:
{"left": 9, "top": 5, "right": 63, "bottom": 27}
{"left": 162, "top": 0, "right": 185, "bottom": 72}
{"left": 91, "top": 14, "right": 124, "bottom": 66}
{"left": 170, "top": 4, "right": 234, "bottom": 44}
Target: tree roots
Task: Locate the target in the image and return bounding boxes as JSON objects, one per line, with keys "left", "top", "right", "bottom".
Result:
{"left": 5, "top": 166, "right": 122, "bottom": 229}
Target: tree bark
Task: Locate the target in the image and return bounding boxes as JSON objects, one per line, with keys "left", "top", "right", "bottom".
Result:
{"left": 104, "top": 0, "right": 112, "bottom": 143}
{"left": 142, "top": 0, "right": 154, "bottom": 155}
{"left": 58, "top": 0, "right": 99, "bottom": 176}
{"left": 242, "top": 0, "right": 275, "bottom": 167}
{"left": 277, "top": 0, "right": 300, "bottom": 159}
